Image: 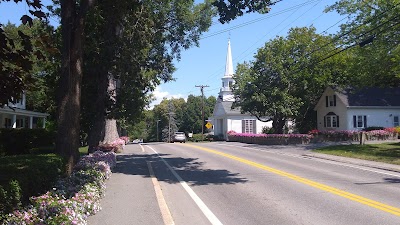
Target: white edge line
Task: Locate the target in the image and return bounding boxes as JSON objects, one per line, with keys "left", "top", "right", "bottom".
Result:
{"left": 145, "top": 145, "right": 223, "bottom": 225}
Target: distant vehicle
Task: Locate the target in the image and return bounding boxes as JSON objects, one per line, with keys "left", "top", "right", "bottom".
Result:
{"left": 172, "top": 132, "right": 186, "bottom": 143}
{"left": 132, "top": 139, "right": 143, "bottom": 144}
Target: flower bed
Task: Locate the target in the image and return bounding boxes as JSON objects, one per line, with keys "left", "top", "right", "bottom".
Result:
{"left": 4, "top": 151, "right": 116, "bottom": 225}
{"left": 96, "top": 138, "right": 126, "bottom": 153}
{"left": 227, "top": 131, "right": 312, "bottom": 145}
{"left": 309, "top": 128, "right": 398, "bottom": 142}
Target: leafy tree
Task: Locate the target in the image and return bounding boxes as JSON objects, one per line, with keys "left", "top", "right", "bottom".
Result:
{"left": 213, "top": 0, "right": 279, "bottom": 23}
{"left": 79, "top": 0, "right": 213, "bottom": 151}
{"left": 326, "top": 0, "right": 400, "bottom": 87}
{"left": 233, "top": 27, "right": 351, "bottom": 133}
{"left": 0, "top": 0, "right": 47, "bottom": 106}
{"left": 180, "top": 95, "right": 216, "bottom": 134}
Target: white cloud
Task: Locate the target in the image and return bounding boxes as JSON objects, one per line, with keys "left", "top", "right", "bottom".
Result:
{"left": 148, "top": 86, "right": 186, "bottom": 109}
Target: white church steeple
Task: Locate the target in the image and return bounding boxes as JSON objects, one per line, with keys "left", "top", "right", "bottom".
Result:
{"left": 218, "top": 39, "right": 235, "bottom": 102}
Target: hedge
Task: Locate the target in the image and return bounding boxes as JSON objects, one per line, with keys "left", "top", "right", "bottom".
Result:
{"left": 0, "top": 128, "right": 56, "bottom": 155}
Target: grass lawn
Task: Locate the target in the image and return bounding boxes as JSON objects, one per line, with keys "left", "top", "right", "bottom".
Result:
{"left": 79, "top": 146, "right": 88, "bottom": 155}
{"left": 0, "top": 153, "right": 65, "bottom": 203}
{"left": 314, "top": 142, "right": 400, "bottom": 165}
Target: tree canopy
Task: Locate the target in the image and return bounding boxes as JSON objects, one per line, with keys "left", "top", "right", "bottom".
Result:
{"left": 233, "top": 27, "right": 351, "bottom": 133}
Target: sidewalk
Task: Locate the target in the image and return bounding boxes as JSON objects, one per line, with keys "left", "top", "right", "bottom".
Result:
{"left": 87, "top": 144, "right": 163, "bottom": 225}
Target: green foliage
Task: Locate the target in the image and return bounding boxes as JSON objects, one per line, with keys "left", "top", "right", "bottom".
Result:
{"left": 2, "top": 20, "right": 60, "bottom": 122}
{"left": 0, "top": 180, "right": 22, "bottom": 222}
{"left": 0, "top": 129, "right": 55, "bottom": 155}
{"left": 262, "top": 126, "right": 275, "bottom": 134}
{"left": 190, "top": 133, "right": 205, "bottom": 142}
{"left": 0, "top": 153, "right": 64, "bottom": 211}
{"left": 213, "top": 0, "right": 277, "bottom": 23}
{"left": 314, "top": 142, "right": 400, "bottom": 165}
{"left": 363, "top": 126, "right": 385, "bottom": 131}
{"left": 326, "top": 0, "right": 400, "bottom": 87}
{"left": 80, "top": 0, "right": 213, "bottom": 148}
{"left": 233, "top": 27, "right": 349, "bottom": 133}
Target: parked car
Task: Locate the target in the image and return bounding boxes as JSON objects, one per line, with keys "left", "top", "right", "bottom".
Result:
{"left": 172, "top": 132, "right": 186, "bottom": 143}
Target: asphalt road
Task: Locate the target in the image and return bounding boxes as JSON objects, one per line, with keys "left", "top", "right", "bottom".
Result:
{"left": 139, "top": 142, "right": 400, "bottom": 225}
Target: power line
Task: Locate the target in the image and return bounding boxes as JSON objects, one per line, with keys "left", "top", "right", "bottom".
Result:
{"left": 200, "top": 0, "right": 321, "bottom": 40}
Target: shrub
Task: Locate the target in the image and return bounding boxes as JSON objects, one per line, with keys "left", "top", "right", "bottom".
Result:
{"left": 0, "top": 180, "right": 22, "bottom": 222}
{"left": 4, "top": 151, "right": 116, "bottom": 224}
{"left": 189, "top": 133, "right": 204, "bottom": 142}
{"left": 262, "top": 126, "right": 275, "bottom": 134}
{"left": 0, "top": 129, "right": 55, "bottom": 155}
{"left": 363, "top": 126, "right": 385, "bottom": 132}
{"left": 0, "top": 153, "right": 65, "bottom": 217}
{"left": 227, "top": 132, "right": 312, "bottom": 145}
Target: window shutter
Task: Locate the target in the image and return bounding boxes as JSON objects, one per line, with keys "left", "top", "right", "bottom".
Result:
{"left": 242, "top": 120, "right": 245, "bottom": 133}
{"left": 324, "top": 116, "right": 326, "bottom": 127}
{"left": 325, "top": 96, "right": 328, "bottom": 107}
{"left": 353, "top": 115, "right": 356, "bottom": 128}
{"left": 253, "top": 120, "right": 257, "bottom": 134}
{"left": 364, "top": 116, "right": 367, "bottom": 128}
{"left": 337, "top": 116, "right": 339, "bottom": 127}
{"left": 333, "top": 95, "right": 337, "bottom": 106}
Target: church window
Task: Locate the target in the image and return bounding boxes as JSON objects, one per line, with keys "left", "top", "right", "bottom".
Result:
{"left": 242, "top": 119, "right": 256, "bottom": 133}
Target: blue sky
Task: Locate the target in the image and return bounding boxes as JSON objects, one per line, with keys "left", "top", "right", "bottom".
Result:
{"left": 0, "top": 0, "right": 346, "bottom": 108}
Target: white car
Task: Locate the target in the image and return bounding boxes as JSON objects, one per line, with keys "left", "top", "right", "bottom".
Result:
{"left": 172, "top": 132, "right": 186, "bottom": 143}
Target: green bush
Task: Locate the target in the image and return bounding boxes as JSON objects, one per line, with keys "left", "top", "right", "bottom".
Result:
{"left": 0, "top": 180, "right": 22, "bottom": 222}
{"left": 189, "top": 133, "right": 204, "bottom": 142}
{"left": 0, "top": 154, "right": 64, "bottom": 206}
{"left": 362, "top": 126, "right": 385, "bottom": 131}
{"left": 0, "top": 128, "right": 55, "bottom": 155}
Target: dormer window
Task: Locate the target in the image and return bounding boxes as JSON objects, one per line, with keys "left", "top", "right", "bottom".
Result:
{"left": 325, "top": 95, "right": 336, "bottom": 107}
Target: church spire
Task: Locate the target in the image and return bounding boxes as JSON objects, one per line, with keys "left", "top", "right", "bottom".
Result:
{"left": 224, "top": 39, "right": 234, "bottom": 77}
{"left": 218, "top": 39, "right": 235, "bottom": 102}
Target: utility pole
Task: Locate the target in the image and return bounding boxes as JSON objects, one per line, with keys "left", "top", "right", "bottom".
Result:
{"left": 156, "top": 119, "right": 161, "bottom": 142}
{"left": 195, "top": 85, "right": 209, "bottom": 141}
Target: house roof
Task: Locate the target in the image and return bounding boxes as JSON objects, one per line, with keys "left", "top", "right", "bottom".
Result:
{"left": 335, "top": 87, "right": 400, "bottom": 107}
{"left": 0, "top": 107, "right": 49, "bottom": 117}
{"left": 221, "top": 101, "right": 243, "bottom": 115}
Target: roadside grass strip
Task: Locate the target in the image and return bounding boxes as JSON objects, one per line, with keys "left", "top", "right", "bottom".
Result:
{"left": 186, "top": 144, "right": 400, "bottom": 217}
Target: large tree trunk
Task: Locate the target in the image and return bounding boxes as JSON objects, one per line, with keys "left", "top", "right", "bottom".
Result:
{"left": 57, "top": 0, "right": 94, "bottom": 175}
{"left": 87, "top": 19, "right": 119, "bottom": 151}
{"left": 102, "top": 74, "right": 120, "bottom": 143}
{"left": 272, "top": 115, "right": 286, "bottom": 134}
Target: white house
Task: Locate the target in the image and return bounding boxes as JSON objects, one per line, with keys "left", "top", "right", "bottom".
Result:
{"left": 314, "top": 86, "right": 400, "bottom": 131}
{"left": 0, "top": 92, "right": 48, "bottom": 129}
{"left": 209, "top": 40, "right": 272, "bottom": 139}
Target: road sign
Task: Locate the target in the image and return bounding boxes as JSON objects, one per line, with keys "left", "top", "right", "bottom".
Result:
{"left": 205, "top": 122, "right": 212, "bottom": 129}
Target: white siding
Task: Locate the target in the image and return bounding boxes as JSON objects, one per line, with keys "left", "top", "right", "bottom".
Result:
{"left": 256, "top": 120, "right": 272, "bottom": 133}
{"left": 315, "top": 88, "right": 347, "bottom": 131}
{"left": 346, "top": 108, "right": 400, "bottom": 130}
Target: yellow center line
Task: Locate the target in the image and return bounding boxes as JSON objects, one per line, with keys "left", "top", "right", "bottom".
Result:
{"left": 186, "top": 143, "right": 400, "bottom": 217}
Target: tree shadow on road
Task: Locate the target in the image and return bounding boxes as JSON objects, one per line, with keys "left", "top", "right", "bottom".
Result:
{"left": 354, "top": 177, "right": 400, "bottom": 185}
{"left": 113, "top": 152, "right": 248, "bottom": 186}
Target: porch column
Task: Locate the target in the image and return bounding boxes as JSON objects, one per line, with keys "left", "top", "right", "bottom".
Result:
{"left": 12, "top": 114, "right": 16, "bottom": 128}
{"left": 42, "top": 117, "right": 46, "bottom": 128}
{"left": 29, "top": 116, "right": 33, "bottom": 129}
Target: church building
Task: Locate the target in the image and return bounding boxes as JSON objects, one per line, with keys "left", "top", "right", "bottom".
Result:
{"left": 209, "top": 40, "right": 272, "bottom": 139}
